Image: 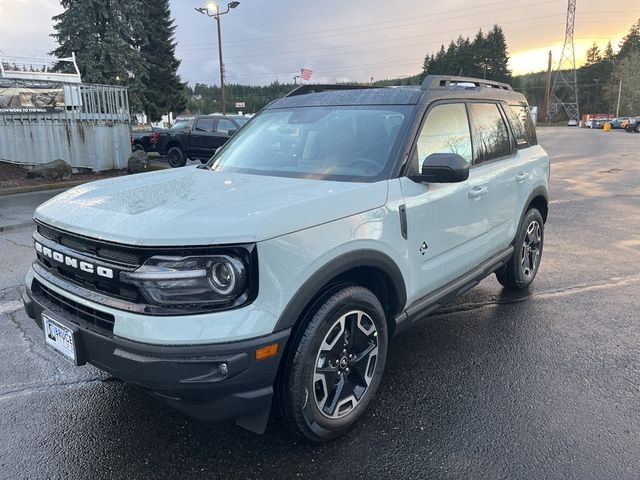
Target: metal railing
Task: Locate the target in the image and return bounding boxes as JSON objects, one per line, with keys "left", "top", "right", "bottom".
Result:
{"left": 0, "top": 80, "right": 130, "bottom": 124}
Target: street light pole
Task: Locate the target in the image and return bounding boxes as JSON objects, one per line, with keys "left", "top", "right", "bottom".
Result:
{"left": 215, "top": 13, "right": 225, "bottom": 115}
{"left": 195, "top": 2, "right": 240, "bottom": 116}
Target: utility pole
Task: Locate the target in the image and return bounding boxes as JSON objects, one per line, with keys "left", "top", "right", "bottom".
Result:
{"left": 616, "top": 78, "right": 622, "bottom": 117}
{"left": 541, "top": 50, "right": 553, "bottom": 122}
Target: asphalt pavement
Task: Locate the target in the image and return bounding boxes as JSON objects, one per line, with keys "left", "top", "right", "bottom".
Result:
{"left": 0, "top": 127, "right": 639, "bottom": 479}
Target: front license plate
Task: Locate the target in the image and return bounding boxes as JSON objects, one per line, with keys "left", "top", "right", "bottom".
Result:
{"left": 43, "top": 312, "right": 77, "bottom": 363}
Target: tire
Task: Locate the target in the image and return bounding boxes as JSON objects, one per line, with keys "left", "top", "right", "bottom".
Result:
{"left": 635, "top": 124, "right": 640, "bottom": 133}
{"left": 133, "top": 143, "right": 145, "bottom": 152}
{"left": 167, "top": 146, "right": 186, "bottom": 168}
{"left": 496, "top": 208, "right": 544, "bottom": 290}
{"left": 277, "top": 285, "right": 388, "bottom": 442}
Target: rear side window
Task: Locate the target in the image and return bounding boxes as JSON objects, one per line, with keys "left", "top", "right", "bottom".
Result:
{"left": 415, "top": 103, "right": 472, "bottom": 170}
{"left": 509, "top": 105, "right": 538, "bottom": 146}
{"left": 468, "top": 103, "right": 512, "bottom": 164}
{"left": 504, "top": 105, "right": 529, "bottom": 148}
{"left": 216, "top": 118, "right": 237, "bottom": 134}
{"left": 195, "top": 118, "right": 215, "bottom": 132}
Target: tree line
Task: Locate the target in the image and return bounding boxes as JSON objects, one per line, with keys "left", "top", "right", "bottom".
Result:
{"left": 49, "top": 0, "right": 639, "bottom": 120}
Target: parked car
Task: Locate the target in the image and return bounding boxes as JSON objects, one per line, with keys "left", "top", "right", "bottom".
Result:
{"left": 155, "top": 114, "right": 249, "bottom": 167}
{"left": 567, "top": 119, "right": 578, "bottom": 126}
{"left": 610, "top": 117, "right": 631, "bottom": 129}
{"left": 130, "top": 124, "right": 162, "bottom": 152}
{"left": 591, "top": 118, "right": 610, "bottom": 129}
{"left": 23, "top": 76, "right": 549, "bottom": 442}
{"left": 626, "top": 117, "right": 640, "bottom": 132}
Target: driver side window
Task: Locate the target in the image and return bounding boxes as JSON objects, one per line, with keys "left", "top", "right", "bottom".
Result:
{"left": 415, "top": 103, "right": 472, "bottom": 171}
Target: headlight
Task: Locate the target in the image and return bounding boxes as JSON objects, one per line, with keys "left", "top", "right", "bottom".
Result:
{"left": 121, "top": 255, "right": 247, "bottom": 307}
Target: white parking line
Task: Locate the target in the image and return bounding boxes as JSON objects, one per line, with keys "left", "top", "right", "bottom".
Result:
{"left": 0, "top": 301, "right": 23, "bottom": 315}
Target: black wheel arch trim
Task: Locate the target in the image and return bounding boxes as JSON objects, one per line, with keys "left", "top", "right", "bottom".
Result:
{"left": 273, "top": 249, "right": 407, "bottom": 332}
{"left": 519, "top": 185, "right": 549, "bottom": 225}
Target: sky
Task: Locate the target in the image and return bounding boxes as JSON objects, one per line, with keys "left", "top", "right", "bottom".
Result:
{"left": 0, "top": 0, "right": 637, "bottom": 86}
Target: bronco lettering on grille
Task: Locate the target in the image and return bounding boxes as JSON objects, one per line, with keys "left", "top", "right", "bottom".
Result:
{"left": 35, "top": 241, "right": 114, "bottom": 279}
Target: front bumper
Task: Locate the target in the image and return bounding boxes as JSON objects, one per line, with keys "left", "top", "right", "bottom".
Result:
{"left": 23, "top": 281, "right": 290, "bottom": 433}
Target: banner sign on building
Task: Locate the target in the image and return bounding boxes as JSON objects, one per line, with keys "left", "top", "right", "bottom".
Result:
{"left": 0, "top": 80, "right": 65, "bottom": 113}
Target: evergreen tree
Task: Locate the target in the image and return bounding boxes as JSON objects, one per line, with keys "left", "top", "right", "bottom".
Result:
{"left": 585, "top": 42, "right": 601, "bottom": 66}
{"left": 51, "top": 0, "right": 146, "bottom": 112}
{"left": 138, "top": 0, "right": 186, "bottom": 121}
{"left": 484, "top": 25, "right": 512, "bottom": 82}
{"left": 471, "top": 29, "right": 487, "bottom": 78}
{"left": 618, "top": 19, "right": 640, "bottom": 59}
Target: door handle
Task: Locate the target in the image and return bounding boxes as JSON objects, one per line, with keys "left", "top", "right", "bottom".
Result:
{"left": 468, "top": 186, "right": 488, "bottom": 199}
{"left": 516, "top": 172, "right": 530, "bottom": 183}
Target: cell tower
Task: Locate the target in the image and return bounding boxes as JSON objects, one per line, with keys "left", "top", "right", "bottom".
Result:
{"left": 547, "top": 0, "right": 579, "bottom": 122}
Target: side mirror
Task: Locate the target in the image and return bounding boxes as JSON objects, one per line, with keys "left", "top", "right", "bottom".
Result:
{"left": 227, "top": 128, "right": 238, "bottom": 136}
{"left": 410, "top": 153, "right": 469, "bottom": 183}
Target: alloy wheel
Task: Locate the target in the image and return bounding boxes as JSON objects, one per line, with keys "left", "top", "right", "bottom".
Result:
{"left": 313, "top": 310, "right": 379, "bottom": 419}
{"left": 521, "top": 220, "right": 542, "bottom": 277}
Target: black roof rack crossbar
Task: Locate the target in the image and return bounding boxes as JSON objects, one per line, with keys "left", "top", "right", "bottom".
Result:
{"left": 284, "top": 84, "right": 381, "bottom": 97}
{"left": 421, "top": 75, "right": 513, "bottom": 91}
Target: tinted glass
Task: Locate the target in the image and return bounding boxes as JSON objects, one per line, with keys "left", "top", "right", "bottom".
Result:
{"left": 216, "top": 118, "right": 237, "bottom": 134}
{"left": 171, "top": 120, "right": 190, "bottom": 130}
{"left": 469, "top": 103, "right": 512, "bottom": 164}
{"left": 195, "top": 118, "right": 215, "bottom": 132}
{"left": 212, "top": 106, "right": 411, "bottom": 182}
{"left": 509, "top": 105, "right": 538, "bottom": 146}
{"left": 504, "top": 105, "right": 529, "bottom": 148}
{"left": 233, "top": 117, "right": 249, "bottom": 126}
{"left": 415, "top": 103, "right": 472, "bottom": 169}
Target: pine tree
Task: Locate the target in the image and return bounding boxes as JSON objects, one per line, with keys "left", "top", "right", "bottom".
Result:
{"left": 471, "top": 29, "right": 486, "bottom": 78}
{"left": 603, "top": 41, "right": 615, "bottom": 61}
{"left": 51, "top": 0, "right": 146, "bottom": 112}
{"left": 138, "top": 0, "right": 186, "bottom": 121}
{"left": 585, "top": 42, "right": 601, "bottom": 66}
{"left": 484, "top": 25, "right": 512, "bottom": 83}
{"left": 618, "top": 19, "right": 640, "bottom": 59}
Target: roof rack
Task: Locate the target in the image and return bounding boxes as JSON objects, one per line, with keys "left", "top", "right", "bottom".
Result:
{"left": 421, "top": 75, "right": 512, "bottom": 91}
{"left": 284, "top": 84, "right": 380, "bottom": 97}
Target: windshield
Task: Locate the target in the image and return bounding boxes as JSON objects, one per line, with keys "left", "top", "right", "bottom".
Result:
{"left": 211, "top": 106, "right": 411, "bottom": 182}
{"left": 171, "top": 120, "right": 191, "bottom": 130}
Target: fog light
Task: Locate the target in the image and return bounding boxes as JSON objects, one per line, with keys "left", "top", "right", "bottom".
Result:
{"left": 218, "top": 363, "right": 229, "bottom": 375}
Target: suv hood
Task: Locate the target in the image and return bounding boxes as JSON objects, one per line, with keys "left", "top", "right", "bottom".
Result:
{"left": 34, "top": 167, "right": 389, "bottom": 245}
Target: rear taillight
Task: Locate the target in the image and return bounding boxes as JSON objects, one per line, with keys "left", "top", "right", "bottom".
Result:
{"left": 151, "top": 132, "right": 160, "bottom": 143}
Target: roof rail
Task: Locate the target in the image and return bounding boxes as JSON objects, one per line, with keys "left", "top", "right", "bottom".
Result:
{"left": 421, "top": 75, "right": 512, "bottom": 91}
{"left": 284, "top": 84, "right": 379, "bottom": 97}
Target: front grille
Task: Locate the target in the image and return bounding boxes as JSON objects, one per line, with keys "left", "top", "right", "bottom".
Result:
{"left": 37, "top": 223, "right": 141, "bottom": 267}
{"left": 32, "top": 279, "right": 115, "bottom": 336}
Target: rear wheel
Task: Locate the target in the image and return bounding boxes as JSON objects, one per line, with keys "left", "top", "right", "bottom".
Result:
{"left": 167, "top": 146, "right": 186, "bottom": 168}
{"left": 496, "top": 208, "right": 544, "bottom": 290}
{"left": 635, "top": 123, "right": 640, "bottom": 133}
{"left": 277, "top": 286, "right": 388, "bottom": 442}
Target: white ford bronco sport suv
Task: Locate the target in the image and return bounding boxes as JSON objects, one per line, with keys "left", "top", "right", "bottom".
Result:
{"left": 23, "top": 76, "right": 549, "bottom": 442}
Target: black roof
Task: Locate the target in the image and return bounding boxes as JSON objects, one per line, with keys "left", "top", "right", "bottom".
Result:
{"left": 266, "top": 76, "right": 528, "bottom": 109}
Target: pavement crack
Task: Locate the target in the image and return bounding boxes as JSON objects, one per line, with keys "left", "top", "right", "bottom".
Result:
{"left": 0, "top": 377, "right": 119, "bottom": 400}
{"left": 432, "top": 273, "right": 640, "bottom": 317}
{"left": 6, "top": 310, "right": 65, "bottom": 382}
{"left": 0, "top": 236, "right": 32, "bottom": 249}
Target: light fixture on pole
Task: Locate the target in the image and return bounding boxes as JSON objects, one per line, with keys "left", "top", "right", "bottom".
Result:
{"left": 194, "top": 1, "right": 240, "bottom": 115}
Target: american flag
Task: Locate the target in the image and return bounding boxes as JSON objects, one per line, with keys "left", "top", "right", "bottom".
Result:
{"left": 300, "top": 68, "right": 313, "bottom": 81}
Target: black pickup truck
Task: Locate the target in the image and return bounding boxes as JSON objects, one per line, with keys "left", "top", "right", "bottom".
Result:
{"left": 156, "top": 115, "right": 249, "bottom": 167}
{"left": 626, "top": 117, "right": 640, "bottom": 133}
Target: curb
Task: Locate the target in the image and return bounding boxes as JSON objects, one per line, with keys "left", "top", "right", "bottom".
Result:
{"left": 0, "top": 221, "right": 34, "bottom": 233}
{"left": 0, "top": 181, "right": 86, "bottom": 197}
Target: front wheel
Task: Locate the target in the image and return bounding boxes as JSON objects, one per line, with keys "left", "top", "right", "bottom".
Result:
{"left": 167, "top": 146, "right": 186, "bottom": 168}
{"left": 635, "top": 124, "right": 640, "bottom": 133}
{"left": 277, "top": 286, "right": 388, "bottom": 442}
{"left": 496, "top": 208, "right": 544, "bottom": 290}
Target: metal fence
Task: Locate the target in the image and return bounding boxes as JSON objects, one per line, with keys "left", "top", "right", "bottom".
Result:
{"left": 0, "top": 81, "right": 130, "bottom": 124}
{"left": 0, "top": 81, "right": 131, "bottom": 171}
